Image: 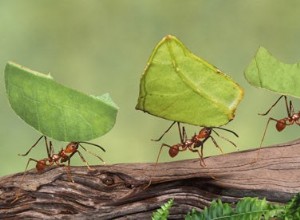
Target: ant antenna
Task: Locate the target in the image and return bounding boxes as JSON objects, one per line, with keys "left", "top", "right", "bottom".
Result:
{"left": 209, "top": 127, "right": 239, "bottom": 137}
{"left": 78, "top": 141, "right": 106, "bottom": 152}
{"left": 212, "top": 130, "right": 238, "bottom": 148}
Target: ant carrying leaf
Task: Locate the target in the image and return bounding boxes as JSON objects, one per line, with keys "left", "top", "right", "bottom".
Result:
{"left": 18, "top": 136, "right": 105, "bottom": 186}
{"left": 154, "top": 122, "right": 238, "bottom": 167}
{"left": 259, "top": 95, "right": 300, "bottom": 148}
{"left": 13, "top": 136, "right": 106, "bottom": 203}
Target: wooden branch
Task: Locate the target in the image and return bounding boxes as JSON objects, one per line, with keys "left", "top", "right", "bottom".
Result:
{"left": 1, "top": 139, "right": 300, "bottom": 219}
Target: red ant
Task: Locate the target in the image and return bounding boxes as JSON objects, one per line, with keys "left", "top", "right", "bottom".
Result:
{"left": 12, "top": 136, "right": 105, "bottom": 203}
{"left": 154, "top": 122, "right": 238, "bottom": 166}
{"left": 19, "top": 135, "right": 105, "bottom": 182}
{"left": 259, "top": 95, "right": 300, "bottom": 148}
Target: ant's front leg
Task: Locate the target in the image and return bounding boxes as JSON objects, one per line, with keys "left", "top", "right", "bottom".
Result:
{"left": 76, "top": 150, "right": 94, "bottom": 171}
{"left": 78, "top": 143, "right": 105, "bottom": 163}
{"left": 212, "top": 130, "right": 238, "bottom": 149}
{"left": 189, "top": 146, "right": 206, "bottom": 167}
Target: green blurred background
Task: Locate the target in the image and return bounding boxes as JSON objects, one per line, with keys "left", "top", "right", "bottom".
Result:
{"left": 1, "top": 0, "right": 300, "bottom": 177}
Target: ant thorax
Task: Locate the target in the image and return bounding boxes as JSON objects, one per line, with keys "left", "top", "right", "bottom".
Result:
{"left": 52, "top": 154, "right": 61, "bottom": 162}
{"left": 291, "top": 112, "right": 300, "bottom": 121}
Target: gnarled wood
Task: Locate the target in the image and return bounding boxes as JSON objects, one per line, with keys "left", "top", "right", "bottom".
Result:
{"left": 1, "top": 139, "right": 300, "bottom": 219}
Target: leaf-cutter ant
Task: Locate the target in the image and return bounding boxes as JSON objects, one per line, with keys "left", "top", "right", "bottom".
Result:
{"left": 154, "top": 122, "right": 238, "bottom": 166}
{"left": 12, "top": 136, "right": 105, "bottom": 203}
{"left": 19, "top": 135, "right": 105, "bottom": 181}
{"left": 259, "top": 95, "right": 300, "bottom": 148}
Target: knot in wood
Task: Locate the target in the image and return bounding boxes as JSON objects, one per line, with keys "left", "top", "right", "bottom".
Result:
{"left": 99, "top": 173, "right": 114, "bottom": 186}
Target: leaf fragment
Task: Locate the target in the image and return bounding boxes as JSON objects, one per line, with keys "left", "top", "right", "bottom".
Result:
{"left": 245, "top": 46, "right": 300, "bottom": 98}
{"left": 136, "top": 35, "right": 243, "bottom": 126}
{"left": 5, "top": 62, "right": 118, "bottom": 141}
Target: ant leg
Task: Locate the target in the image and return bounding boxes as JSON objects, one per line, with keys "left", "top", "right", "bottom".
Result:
{"left": 75, "top": 150, "right": 94, "bottom": 170}
{"left": 208, "top": 136, "right": 224, "bottom": 154}
{"left": 65, "top": 158, "right": 74, "bottom": 182}
{"left": 212, "top": 130, "right": 238, "bottom": 149}
{"left": 20, "top": 158, "right": 40, "bottom": 182}
{"left": 56, "top": 156, "right": 74, "bottom": 182}
{"left": 288, "top": 99, "right": 294, "bottom": 118}
{"left": 254, "top": 117, "right": 283, "bottom": 163}
{"left": 181, "top": 124, "right": 188, "bottom": 143}
{"left": 189, "top": 146, "right": 206, "bottom": 167}
{"left": 47, "top": 139, "right": 54, "bottom": 159}
{"left": 260, "top": 117, "right": 283, "bottom": 148}
{"left": 12, "top": 158, "right": 41, "bottom": 203}
{"left": 199, "top": 145, "right": 206, "bottom": 166}
{"left": 18, "top": 135, "right": 46, "bottom": 156}
{"left": 155, "top": 143, "right": 173, "bottom": 165}
{"left": 145, "top": 143, "right": 173, "bottom": 189}
{"left": 144, "top": 143, "right": 175, "bottom": 189}
{"left": 259, "top": 95, "right": 286, "bottom": 116}
{"left": 79, "top": 144, "right": 105, "bottom": 164}
{"left": 151, "top": 121, "right": 177, "bottom": 141}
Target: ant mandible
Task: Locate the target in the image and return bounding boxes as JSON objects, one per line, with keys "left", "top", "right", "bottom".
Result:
{"left": 19, "top": 135, "right": 106, "bottom": 182}
{"left": 154, "top": 122, "right": 238, "bottom": 167}
{"left": 259, "top": 95, "right": 300, "bottom": 148}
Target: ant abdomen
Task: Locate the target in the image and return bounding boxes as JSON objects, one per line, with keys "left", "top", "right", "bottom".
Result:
{"left": 169, "top": 146, "right": 179, "bottom": 157}
{"left": 36, "top": 160, "right": 47, "bottom": 172}
{"left": 276, "top": 120, "right": 286, "bottom": 132}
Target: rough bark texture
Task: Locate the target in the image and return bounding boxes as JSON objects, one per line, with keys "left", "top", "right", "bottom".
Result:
{"left": 1, "top": 139, "right": 300, "bottom": 219}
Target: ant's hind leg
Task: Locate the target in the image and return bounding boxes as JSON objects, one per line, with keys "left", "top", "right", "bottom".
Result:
{"left": 18, "top": 136, "right": 46, "bottom": 156}
{"left": 155, "top": 143, "right": 173, "bottom": 165}
{"left": 259, "top": 95, "right": 286, "bottom": 116}
{"left": 144, "top": 143, "right": 173, "bottom": 189}
{"left": 151, "top": 121, "right": 177, "bottom": 142}
{"left": 12, "top": 158, "right": 41, "bottom": 204}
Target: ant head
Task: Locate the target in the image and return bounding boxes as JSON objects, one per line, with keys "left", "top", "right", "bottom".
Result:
{"left": 197, "top": 127, "right": 212, "bottom": 139}
{"left": 65, "top": 142, "right": 79, "bottom": 153}
{"left": 276, "top": 119, "right": 286, "bottom": 132}
{"left": 169, "top": 145, "right": 179, "bottom": 158}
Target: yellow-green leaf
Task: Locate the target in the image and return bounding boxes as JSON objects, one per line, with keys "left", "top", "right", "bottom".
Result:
{"left": 136, "top": 35, "right": 243, "bottom": 126}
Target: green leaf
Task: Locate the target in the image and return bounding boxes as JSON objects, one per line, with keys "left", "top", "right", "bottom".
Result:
{"left": 185, "top": 197, "right": 281, "bottom": 220}
{"left": 282, "top": 193, "right": 300, "bottom": 219}
{"left": 136, "top": 35, "right": 243, "bottom": 127}
{"left": 5, "top": 62, "right": 118, "bottom": 142}
{"left": 152, "top": 199, "right": 174, "bottom": 220}
{"left": 245, "top": 46, "right": 300, "bottom": 98}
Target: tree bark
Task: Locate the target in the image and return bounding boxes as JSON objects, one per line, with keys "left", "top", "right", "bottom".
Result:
{"left": 1, "top": 139, "right": 300, "bottom": 219}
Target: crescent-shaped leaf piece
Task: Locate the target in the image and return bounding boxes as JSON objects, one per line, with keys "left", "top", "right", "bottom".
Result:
{"left": 5, "top": 62, "right": 118, "bottom": 142}
{"left": 136, "top": 35, "right": 243, "bottom": 127}
{"left": 245, "top": 46, "right": 300, "bottom": 98}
